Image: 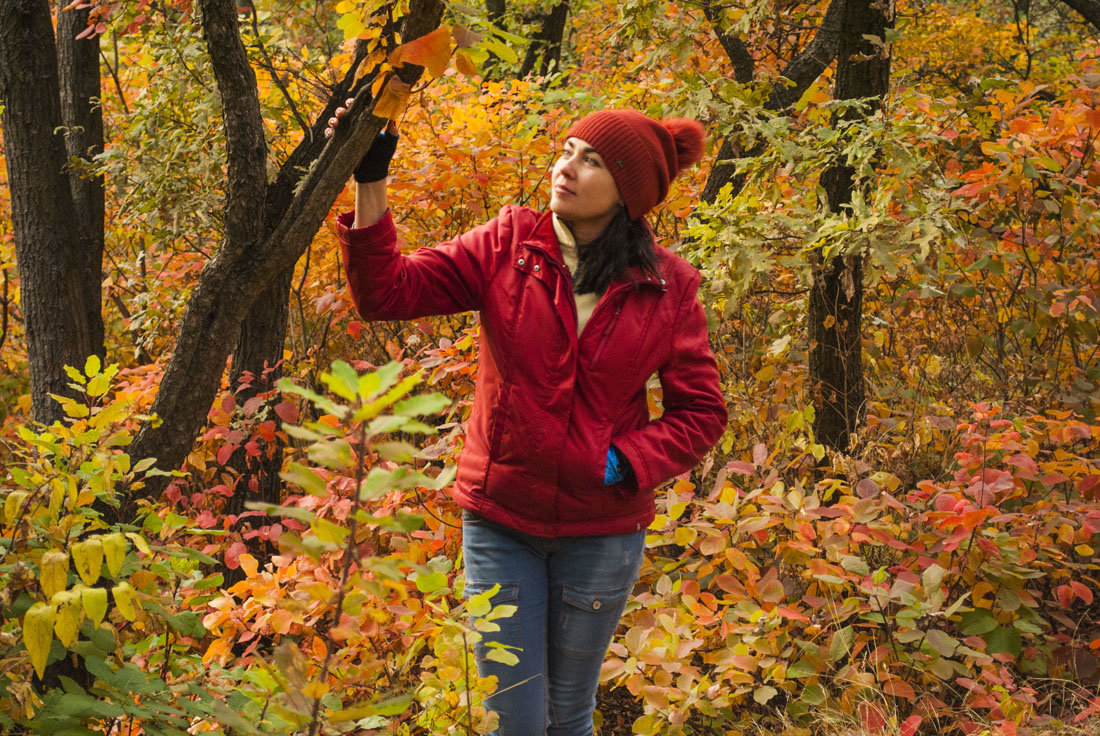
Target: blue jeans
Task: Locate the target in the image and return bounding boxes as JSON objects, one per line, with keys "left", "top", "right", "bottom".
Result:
{"left": 461, "top": 511, "right": 646, "bottom": 736}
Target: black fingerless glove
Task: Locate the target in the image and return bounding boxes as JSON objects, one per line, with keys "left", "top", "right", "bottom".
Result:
{"left": 353, "top": 129, "right": 399, "bottom": 183}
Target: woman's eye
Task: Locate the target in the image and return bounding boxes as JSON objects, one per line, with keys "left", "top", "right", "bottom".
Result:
{"left": 586, "top": 157, "right": 600, "bottom": 166}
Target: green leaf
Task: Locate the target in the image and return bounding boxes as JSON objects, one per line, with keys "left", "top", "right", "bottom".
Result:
{"left": 484, "top": 647, "right": 519, "bottom": 666}
{"left": 921, "top": 563, "right": 946, "bottom": 592}
{"left": 393, "top": 393, "right": 449, "bottom": 416}
{"left": 828, "top": 626, "right": 855, "bottom": 662}
{"left": 311, "top": 517, "right": 349, "bottom": 545}
{"left": 323, "top": 360, "right": 359, "bottom": 401}
{"left": 800, "top": 684, "right": 826, "bottom": 706}
{"left": 466, "top": 583, "right": 499, "bottom": 617}
{"left": 280, "top": 463, "right": 328, "bottom": 497}
{"left": 984, "top": 626, "right": 1022, "bottom": 657}
{"left": 753, "top": 685, "right": 778, "bottom": 704}
{"left": 959, "top": 608, "right": 997, "bottom": 636}
{"left": 786, "top": 659, "right": 818, "bottom": 678}
{"left": 415, "top": 571, "right": 448, "bottom": 594}
{"left": 925, "top": 629, "right": 958, "bottom": 657}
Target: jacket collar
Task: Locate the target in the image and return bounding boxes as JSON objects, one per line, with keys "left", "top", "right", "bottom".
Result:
{"left": 525, "top": 210, "right": 667, "bottom": 292}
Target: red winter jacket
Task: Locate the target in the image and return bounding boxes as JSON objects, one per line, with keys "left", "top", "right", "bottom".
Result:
{"left": 337, "top": 206, "right": 726, "bottom": 537}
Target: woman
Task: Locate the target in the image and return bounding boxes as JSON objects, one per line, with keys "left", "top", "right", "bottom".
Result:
{"left": 336, "top": 109, "right": 727, "bottom": 735}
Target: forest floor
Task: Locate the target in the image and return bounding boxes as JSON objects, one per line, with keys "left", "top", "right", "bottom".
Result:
{"left": 593, "top": 687, "right": 1100, "bottom": 736}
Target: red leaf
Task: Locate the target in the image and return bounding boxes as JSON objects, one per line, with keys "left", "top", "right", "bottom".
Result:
{"left": 900, "top": 715, "right": 923, "bottom": 736}
{"left": 274, "top": 401, "right": 299, "bottom": 423}
{"left": 217, "top": 444, "right": 238, "bottom": 466}
{"left": 224, "top": 542, "right": 247, "bottom": 570}
{"left": 777, "top": 605, "right": 809, "bottom": 622}
{"left": 727, "top": 461, "right": 755, "bottom": 476}
{"left": 243, "top": 395, "right": 264, "bottom": 416}
{"left": 1056, "top": 584, "right": 1075, "bottom": 608}
{"left": 245, "top": 441, "right": 261, "bottom": 457}
{"left": 347, "top": 320, "right": 364, "bottom": 339}
{"left": 857, "top": 701, "right": 887, "bottom": 732}
{"left": 1071, "top": 581, "right": 1094, "bottom": 605}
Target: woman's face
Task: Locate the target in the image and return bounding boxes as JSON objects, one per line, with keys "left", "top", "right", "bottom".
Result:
{"left": 550, "top": 137, "right": 622, "bottom": 240}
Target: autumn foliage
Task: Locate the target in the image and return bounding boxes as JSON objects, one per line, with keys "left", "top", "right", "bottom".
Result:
{"left": 1, "top": 0, "right": 1100, "bottom": 734}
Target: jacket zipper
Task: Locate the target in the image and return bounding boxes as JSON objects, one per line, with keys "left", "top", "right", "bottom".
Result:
{"left": 589, "top": 295, "right": 625, "bottom": 364}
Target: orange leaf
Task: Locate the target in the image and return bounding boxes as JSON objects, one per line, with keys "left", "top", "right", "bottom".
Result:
{"left": 372, "top": 77, "right": 412, "bottom": 121}
{"left": 389, "top": 26, "right": 452, "bottom": 78}
{"left": 455, "top": 50, "right": 478, "bottom": 77}
{"left": 238, "top": 553, "right": 259, "bottom": 578}
{"left": 883, "top": 678, "right": 916, "bottom": 699}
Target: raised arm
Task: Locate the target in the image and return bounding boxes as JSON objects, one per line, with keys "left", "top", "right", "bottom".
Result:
{"left": 352, "top": 121, "right": 398, "bottom": 228}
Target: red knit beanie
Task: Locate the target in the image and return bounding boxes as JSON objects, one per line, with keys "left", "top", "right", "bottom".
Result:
{"left": 565, "top": 110, "right": 705, "bottom": 220}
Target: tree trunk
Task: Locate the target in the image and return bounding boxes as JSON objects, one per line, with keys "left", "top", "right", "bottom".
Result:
{"left": 520, "top": 0, "right": 569, "bottom": 77}
{"left": 808, "top": 0, "right": 892, "bottom": 452}
{"left": 1055, "top": 0, "right": 1100, "bottom": 31}
{"left": 699, "top": 0, "right": 846, "bottom": 206}
{"left": 0, "top": 0, "right": 96, "bottom": 424}
{"left": 57, "top": 0, "right": 104, "bottom": 360}
{"left": 126, "top": 0, "right": 445, "bottom": 499}
{"left": 224, "top": 266, "right": 293, "bottom": 534}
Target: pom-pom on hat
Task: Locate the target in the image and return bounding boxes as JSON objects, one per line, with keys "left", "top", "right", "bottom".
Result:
{"left": 565, "top": 110, "right": 705, "bottom": 220}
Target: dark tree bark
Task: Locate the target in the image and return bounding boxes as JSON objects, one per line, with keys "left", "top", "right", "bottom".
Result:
{"left": 700, "top": 0, "right": 846, "bottom": 206}
{"left": 809, "top": 0, "right": 892, "bottom": 452}
{"left": 1056, "top": 0, "right": 1100, "bottom": 30}
{"left": 126, "top": 0, "right": 445, "bottom": 499}
{"left": 0, "top": 0, "right": 98, "bottom": 424}
{"left": 520, "top": 0, "right": 569, "bottom": 77}
{"left": 57, "top": 0, "right": 104, "bottom": 360}
{"left": 486, "top": 0, "right": 505, "bottom": 25}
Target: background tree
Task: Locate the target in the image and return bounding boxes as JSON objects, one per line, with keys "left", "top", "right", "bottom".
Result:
{"left": 809, "top": 0, "right": 893, "bottom": 451}
{"left": 0, "top": 0, "right": 102, "bottom": 423}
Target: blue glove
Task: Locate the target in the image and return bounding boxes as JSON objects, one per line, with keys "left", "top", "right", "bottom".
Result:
{"left": 604, "top": 447, "right": 627, "bottom": 485}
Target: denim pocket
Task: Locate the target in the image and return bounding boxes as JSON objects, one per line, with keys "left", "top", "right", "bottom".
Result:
{"left": 464, "top": 581, "right": 523, "bottom": 653}
{"left": 554, "top": 585, "right": 632, "bottom": 659}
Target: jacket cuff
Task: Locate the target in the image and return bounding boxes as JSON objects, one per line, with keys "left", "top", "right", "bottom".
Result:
{"left": 336, "top": 209, "right": 396, "bottom": 251}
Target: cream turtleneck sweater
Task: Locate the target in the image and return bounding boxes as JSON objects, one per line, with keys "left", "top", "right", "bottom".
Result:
{"left": 552, "top": 214, "right": 601, "bottom": 335}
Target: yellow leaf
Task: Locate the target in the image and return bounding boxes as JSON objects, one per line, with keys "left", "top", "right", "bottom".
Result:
{"left": 312, "top": 518, "right": 349, "bottom": 545}
{"left": 675, "top": 526, "right": 698, "bottom": 547}
{"left": 125, "top": 532, "right": 151, "bottom": 556}
{"left": 238, "top": 553, "right": 259, "bottom": 578}
{"left": 1076, "top": 544, "right": 1095, "bottom": 556}
{"left": 52, "top": 590, "right": 83, "bottom": 647}
{"left": 101, "top": 533, "right": 127, "bottom": 578}
{"left": 669, "top": 502, "right": 689, "bottom": 521}
{"left": 81, "top": 586, "right": 108, "bottom": 627}
{"left": 84, "top": 354, "right": 101, "bottom": 377}
{"left": 49, "top": 479, "right": 65, "bottom": 516}
{"left": 23, "top": 603, "right": 55, "bottom": 679}
{"left": 40, "top": 550, "right": 69, "bottom": 598}
{"left": 372, "top": 77, "right": 412, "bottom": 121}
{"left": 72, "top": 538, "right": 104, "bottom": 585}
{"left": 112, "top": 582, "right": 138, "bottom": 621}
{"left": 4, "top": 491, "right": 27, "bottom": 525}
